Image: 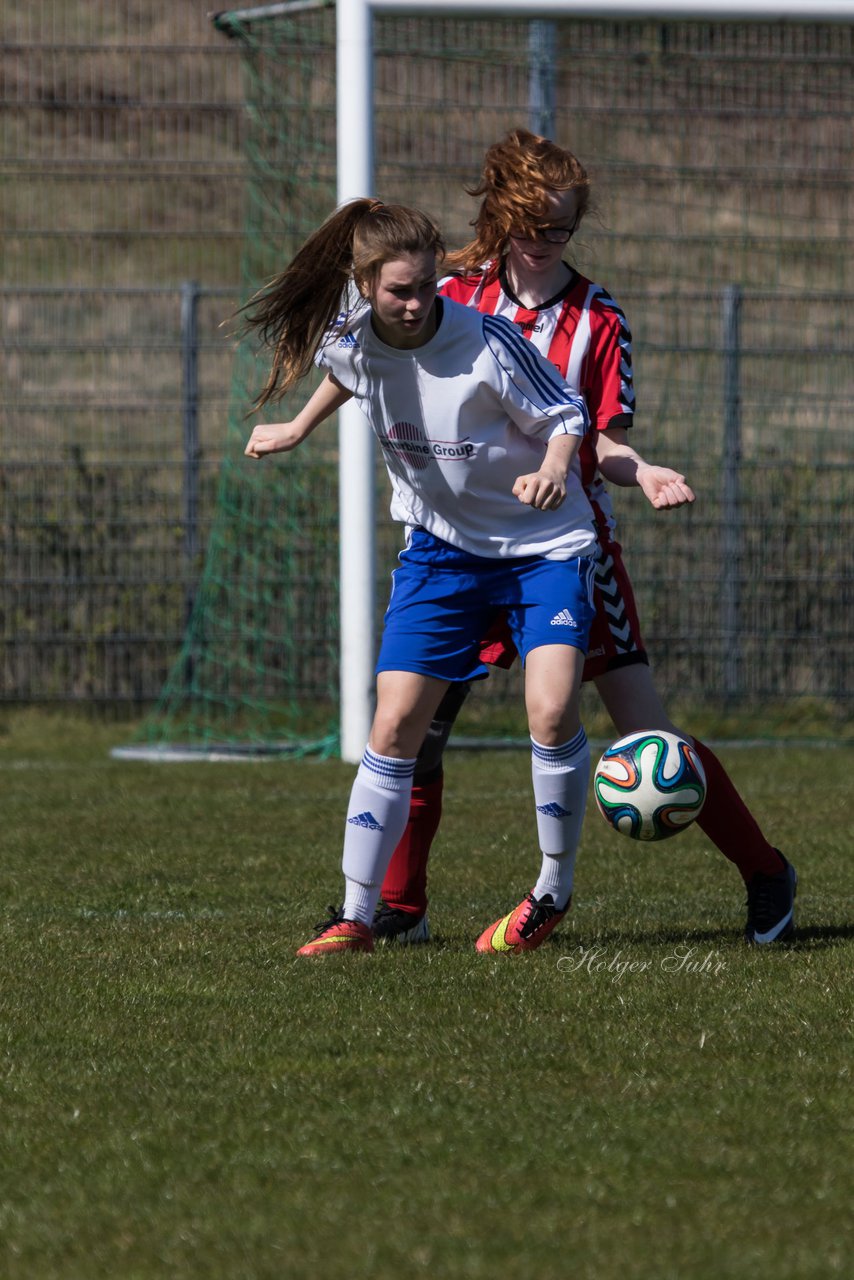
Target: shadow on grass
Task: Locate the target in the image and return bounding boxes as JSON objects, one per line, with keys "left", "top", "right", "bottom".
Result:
{"left": 787, "top": 922, "right": 854, "bottom": 949}
{"left": 550, "top": 921, "right": 854, "bottom": 951}
{"left": 553, "top": 925, "right": 737, "bottom": 949}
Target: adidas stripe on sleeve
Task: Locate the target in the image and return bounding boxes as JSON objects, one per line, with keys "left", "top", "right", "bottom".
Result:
{"left": 482, "top": 313, "right": 589, "bottom": 439}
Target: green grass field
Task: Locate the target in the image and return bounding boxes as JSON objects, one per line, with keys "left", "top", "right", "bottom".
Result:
{"left": 1, "top": 710, "right": 851, "bottom": 1280}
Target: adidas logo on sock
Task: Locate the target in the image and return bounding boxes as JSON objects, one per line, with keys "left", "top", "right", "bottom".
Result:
{"left": 348, "top": 811, "right": 383, "bottom": 831}
{"left": 537, "top": 802, "right": 572, "bottom": 818}
{"left": 550, "top": 608, "right": 576, "bottom": 626}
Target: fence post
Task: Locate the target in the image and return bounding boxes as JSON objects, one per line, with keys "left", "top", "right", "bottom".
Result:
{"left": 721, "top": 284, "right": 742, "bottom": 700}
{"left": 181, "top": 280, "right": 201, "bottom": 632}
{"left": 528, "top": 20, "right": 556, "bottom": 138}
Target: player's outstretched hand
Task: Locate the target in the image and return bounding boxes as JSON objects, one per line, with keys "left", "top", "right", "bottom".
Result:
{"left": 512, "top": 470, "right": 567, "bottom": 511}
{"left": 637, "top": 465, "right": 695, "bottom": 510}
{"left": 244, "top": 422, "right": 305, "bottom": 459}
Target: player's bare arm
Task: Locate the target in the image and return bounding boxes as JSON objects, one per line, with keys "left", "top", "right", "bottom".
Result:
{"left": 245, "top": 373, "right": 353, "bottom": 459}
{"left": 512, "top": 430, "right": 579, "bottom": 511}
{"left": 595, "top": 426, "right": 695, "bottom": 510}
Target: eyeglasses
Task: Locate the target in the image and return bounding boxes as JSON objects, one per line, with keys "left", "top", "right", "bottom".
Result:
{"left": 510, "top": 221, "right": 577, "bottom": 245}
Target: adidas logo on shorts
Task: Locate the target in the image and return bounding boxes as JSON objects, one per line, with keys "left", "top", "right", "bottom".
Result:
{"left": 550, "top": 608, "right": 576, "bottom": 627}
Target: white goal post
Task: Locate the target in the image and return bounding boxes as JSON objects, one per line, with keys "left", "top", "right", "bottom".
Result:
{"left": 335, "top": 0, "right": 854, "bottom": 762}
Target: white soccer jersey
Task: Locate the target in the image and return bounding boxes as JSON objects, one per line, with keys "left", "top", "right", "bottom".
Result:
{"left": 317, "top": 297, "right": 597, "bottom": 561}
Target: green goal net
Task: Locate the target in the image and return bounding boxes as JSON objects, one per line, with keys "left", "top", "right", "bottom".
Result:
{"left": 118, "top": 5, "right": 853, "bottom": 758}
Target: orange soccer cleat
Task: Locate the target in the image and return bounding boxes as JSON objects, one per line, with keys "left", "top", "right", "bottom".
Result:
{"left": 475, "top": 891, "right": 570, "bottom": 955}
{"left": 296, "top": 908, "right": 374, "bottom": 957}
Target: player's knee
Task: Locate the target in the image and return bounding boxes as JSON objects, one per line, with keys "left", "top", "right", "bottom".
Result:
{"left": 527, "top": 699, "right": 581, "bottom": 747}
{"left": 370, "top": 708, "right": 426, "bottom": 760}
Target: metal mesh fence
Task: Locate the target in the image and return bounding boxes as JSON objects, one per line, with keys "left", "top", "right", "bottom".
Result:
{"left": 2, "top": 3, "right": 245, "bottom": 702}
{"left": 3, "top": 282, "right": 238, "bottom": 701}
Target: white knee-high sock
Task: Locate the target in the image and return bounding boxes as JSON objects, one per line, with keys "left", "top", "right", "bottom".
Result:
{"left": 530, "top": 729, "right": 590, "bottom": 908}
{"left": 341, "top": 746, "right": 417, "bottom": 925}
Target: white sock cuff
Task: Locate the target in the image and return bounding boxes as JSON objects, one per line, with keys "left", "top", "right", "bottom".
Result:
{"left": 359, "top": 746, "right": 417, "bottom": 793}
{"left": 343, "top": 880, "right": 377, "bottom": 924}
{"left": 530, "top": 729, "right": 588, "bottom": 770}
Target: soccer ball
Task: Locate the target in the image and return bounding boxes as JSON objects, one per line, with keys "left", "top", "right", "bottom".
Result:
{"left": 593, "top": 730, "right": 707, "bottom": 842}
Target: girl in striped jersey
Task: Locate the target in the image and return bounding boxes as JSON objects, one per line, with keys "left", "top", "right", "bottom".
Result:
{"left": 376, "top": 130, "right": 796, "bottom": 948}
{"left": 244, "top": 198, "right": 606, "bottom": 956}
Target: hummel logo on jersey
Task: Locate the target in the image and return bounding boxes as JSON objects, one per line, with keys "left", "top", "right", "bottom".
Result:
{"left": 348, "top": 811, "right": 383, "bottom": 831}
{"left": 337, "top": 332, "right": 359, "bottom": 349}
{"left": 537, "top": 802, "right": 572, "bottom": 818}
{"left": 550, "top": 609, "right": 577, "bottom": 627}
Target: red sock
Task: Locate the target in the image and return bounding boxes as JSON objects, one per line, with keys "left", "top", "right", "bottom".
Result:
{"left": 693, "top": 739, "right": 785, "bottom": 883}
{"left": 379, "top": 775, "right": 444, "bottom": 914}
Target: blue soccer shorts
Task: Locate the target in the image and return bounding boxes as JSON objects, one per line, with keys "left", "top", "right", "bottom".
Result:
{"left": 376, "top": 527, "right": 597, "bottom": 683}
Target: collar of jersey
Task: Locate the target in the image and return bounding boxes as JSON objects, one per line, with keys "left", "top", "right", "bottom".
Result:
{"left": 498, "top": 259, "right": 579, "bottom": 312}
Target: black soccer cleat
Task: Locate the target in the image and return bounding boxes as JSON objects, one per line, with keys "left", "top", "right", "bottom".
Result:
{"left": 744, "top": 853, "right": 797, "bottom": 945}
{"left": 372, "top": 901, "right": 431, "bottom": 945}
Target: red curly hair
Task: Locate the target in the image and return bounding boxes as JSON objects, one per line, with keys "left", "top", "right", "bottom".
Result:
{"left": 445, "top": 128, "right": 590, "bottom": 279}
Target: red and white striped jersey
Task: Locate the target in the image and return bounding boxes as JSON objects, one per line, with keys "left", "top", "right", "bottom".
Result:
{"left": 441, "top": 262, "right": 634, "bottom": 536}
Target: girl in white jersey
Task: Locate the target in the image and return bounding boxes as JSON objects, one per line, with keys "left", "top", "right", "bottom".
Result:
{"left": 244, "top": 198, "right": 601, "bottom": 956}
{"left": 375, "top": 130, "right": 796, "bottom": 948}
